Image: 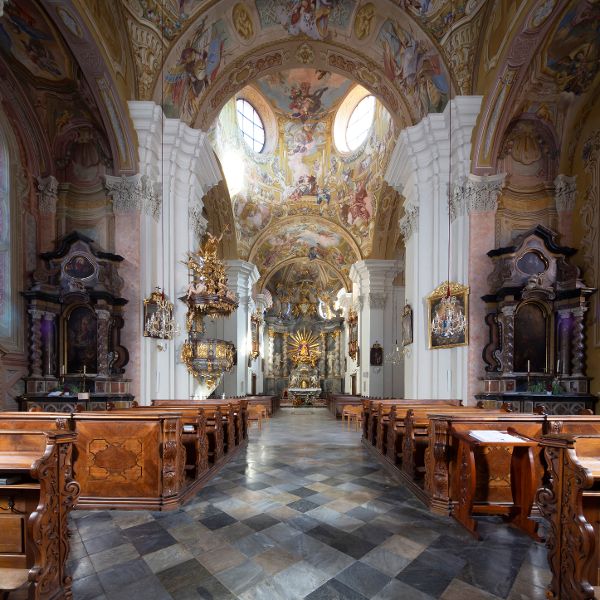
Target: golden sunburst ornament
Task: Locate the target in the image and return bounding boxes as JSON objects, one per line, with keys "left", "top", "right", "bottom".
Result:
{"left": 288, "top": 329, "right": 321, "bottom": 367}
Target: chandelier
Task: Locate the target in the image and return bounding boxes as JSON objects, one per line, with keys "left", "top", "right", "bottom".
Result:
{"left": 180, "top": 231, "right": 239, "bottom": 399}
{"left": 385, "top": 340, "right": 409, "bottom": 365}
{"left": 431, "top": 291, "right": 466, "bottom": 339}
{"left": 432, "top": 74, "right": 467, "bottom": 341}
{"left": 143, "top": 288, "right": 180, "bottom": 347}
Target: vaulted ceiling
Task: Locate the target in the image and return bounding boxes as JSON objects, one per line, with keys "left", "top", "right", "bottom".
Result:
{"left": 2, "top": 0, "right": 599, "bottom": 291}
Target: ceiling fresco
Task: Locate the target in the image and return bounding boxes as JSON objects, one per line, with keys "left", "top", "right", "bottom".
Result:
{"left": 473, "top": 0, "right": 600, "bottom": 174}
{"left": 544, "top": 2, "right": 600, "bottom": 96}
{"left": 0, "top": 1, "right": 71, "bottom": 82}
{"left": 254, "top": 68, "right": 354, "bottom": 117}
{"left": 249, "top": 219, "right": 359, "bottom": 288}
{"left": 0, "top": 1, "right": 127, "bottom": 187}
{"left": 153, "top": 0, "right": 469, "bottom": 128}
{"left": 210, "top": 66, "right": 395, "bottom": 286}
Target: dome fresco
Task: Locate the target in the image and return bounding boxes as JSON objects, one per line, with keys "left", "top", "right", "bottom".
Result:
{"left": 211, "top": 68, "right": 395, "bottom": 287}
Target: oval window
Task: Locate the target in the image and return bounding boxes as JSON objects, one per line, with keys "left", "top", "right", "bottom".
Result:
{"left": 236, "top": 98, "right": 265, "bottom": 153}
{"left": 345, "top": 95, "right": 375, "bottom": 151}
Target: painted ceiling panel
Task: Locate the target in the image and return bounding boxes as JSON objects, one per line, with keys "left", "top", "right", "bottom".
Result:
{"left": 211, "top": 67, "right": 395, "bottom": 286}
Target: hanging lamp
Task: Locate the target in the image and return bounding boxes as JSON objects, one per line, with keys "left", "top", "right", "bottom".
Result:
{"left": 142, "top": 0, "right": 179, "bottom": 350}
{"left": 430, "top": 51, "right": 467, "bottom": 343}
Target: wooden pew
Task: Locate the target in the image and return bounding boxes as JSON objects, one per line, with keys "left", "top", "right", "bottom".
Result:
{"left": 151, "top": 399, "right": 244, "bottom": 455}
{"left": 328, "top": 394, "right": 362, "bottom": 418}
{"left": 105, "top": 407, "right": 210, "bottom": 487}
{"left": 71, "top": 412, "right": 186, "bottom": 510}
{"left": 424, "top": 412, "right": 547, "bottom": 515}
{"left": 0, "top": 429, "right": 79, "bottom": 600}
{"left": 244, "top": 395, "right": 279, "bottom": 416}
{"left": 363, "top": 399, "right": 462, "bottom": 449}
{"left": 400, "top": 403, "right": 514, "bottom": 479}
{"left": 451, "top": 428, "right": 539, "bottom": 540}
{"left": 536, "top": 433, "right": 600, "bottom": 600}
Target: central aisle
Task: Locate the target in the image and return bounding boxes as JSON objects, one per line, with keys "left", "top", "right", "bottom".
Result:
{"left": 69, "top": 409, "right": 549, "bottom": 600}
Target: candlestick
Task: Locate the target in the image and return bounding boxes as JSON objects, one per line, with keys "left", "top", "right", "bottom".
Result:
{"left": 83, "top": 365, "right": 87, "bottom": 376}
{"left": 556, "top": 359, "right": 560, "bottom": 374}
{"left": 60, "top": 364, "right": 65, "bottom": 376}
{"left": 527, "top": 359, "right": 530, "bottom": 373}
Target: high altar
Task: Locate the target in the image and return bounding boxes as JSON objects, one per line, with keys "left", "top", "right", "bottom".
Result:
{"left": 287, "top": 330, "right": 322, "bottom": 404}
{"left": 262, "top": 279, "right": 344, "bottom": 398}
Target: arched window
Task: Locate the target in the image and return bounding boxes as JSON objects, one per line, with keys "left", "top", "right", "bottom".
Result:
{"left": 236, "top": 99, "right": 265, "bottom": 153}
{"left": 345, "top": 95, "right": 375, "bottom": 151}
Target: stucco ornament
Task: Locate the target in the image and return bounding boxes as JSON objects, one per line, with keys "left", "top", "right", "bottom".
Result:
{"left": 232, "top": 3, "right": 254, "bottom": 40}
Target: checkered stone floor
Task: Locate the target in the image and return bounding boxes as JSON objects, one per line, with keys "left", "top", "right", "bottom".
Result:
{"left": 63, "top": 408, "right": 550, "bottom": 599}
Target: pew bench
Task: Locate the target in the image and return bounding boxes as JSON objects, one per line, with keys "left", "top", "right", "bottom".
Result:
{"left": 537, "top": 433, "right": 600, "bottom": 600}
{"left": 71, "top": 411, "right": 186, "bottom": 510}
{"left": 424, "top": 413, "right": 547, "bottom": 515}
{"left": 0, "top": 430, "right": 79, "bottom": 600}
{"left": 451, "top": 428, "right": 539, "bottom": 540}
{"left": 363, "top": 399, "right": 462, "bottom": 446}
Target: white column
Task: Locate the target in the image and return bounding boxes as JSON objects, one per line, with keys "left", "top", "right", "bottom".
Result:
{"left": 220, "top": 260, "right": 259, "bottom": 397}
{"left": 127, "top": 100, "right": 221, "bottom": 403}
{"left": 385, "top": 96, "right": 482, "bottom": 401}
{"left": 336, "top": 288, "right": 354, "bottom": 392}
{"left": 350, "top": 260, "right": 399, "bottom": 397}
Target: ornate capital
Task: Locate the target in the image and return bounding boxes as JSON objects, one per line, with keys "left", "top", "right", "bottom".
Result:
{"left": 104, "top": 174, "right": 161, "bottom": 219}
{"left": 95, "top": 309, "right": 111, "bottom": 321}
{"left": 37, "top": 175, "right": 59, "bottom": 214}
{"left": 465, "top": 173, "right": 505, "bottom": 214}
{"left": 554, "top": 174, "right": 577, "bottom": 212}
{"left": 399, "top": 205, "right": 419, "bottom": 242}
{"left": 450, "top": 178, "right": 467, "bottom": 222}
{"left": 28, "top": 308, "right": 44, "bottom": 320}
{"left": 368, "top": 292, "right": 387, "bottom": 309}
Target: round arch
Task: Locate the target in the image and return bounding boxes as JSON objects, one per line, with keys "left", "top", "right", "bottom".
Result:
{"left": 259, "top": 257, "right": 351, "bottom": 294}
{"left": 248, "top": 213, "right": 362, "bottom": 266}
{"left": 152, "top": 2, "right": 457, "bottom": 132}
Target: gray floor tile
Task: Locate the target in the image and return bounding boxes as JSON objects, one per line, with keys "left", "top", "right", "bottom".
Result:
{"left": 68, "top": 410, "right": 550, "bottom": 600}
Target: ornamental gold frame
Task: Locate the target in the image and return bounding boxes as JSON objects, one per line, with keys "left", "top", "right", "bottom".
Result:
{"left": 427, "top": 281, "right": 470, "bottom": 350}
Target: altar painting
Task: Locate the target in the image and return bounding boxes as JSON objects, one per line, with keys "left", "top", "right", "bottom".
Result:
{"left": 65, "top": 305, "right": 98, "bottom": 373}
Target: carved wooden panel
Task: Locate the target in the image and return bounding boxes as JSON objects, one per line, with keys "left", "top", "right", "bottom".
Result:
{"left": 74, "top": 421, "right": 160, "bottom": 498}
{"left": 474, "top": 445, "right": 513, "bottom": 503}
{"left": 88, "top": 438, "right": 143, "bottom": 482}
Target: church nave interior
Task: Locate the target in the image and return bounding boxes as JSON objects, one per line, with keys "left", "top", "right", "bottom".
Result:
{"left": 1, "top": 0, "right": 600, "bottom": 598}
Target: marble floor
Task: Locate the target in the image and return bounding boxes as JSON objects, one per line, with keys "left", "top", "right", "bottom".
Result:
{"left": 64, "top": 408, "right": 550, "bottom": 600}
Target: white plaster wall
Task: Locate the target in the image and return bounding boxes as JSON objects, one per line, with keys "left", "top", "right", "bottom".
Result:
{"left": 384, "top": 97, "right": 482, "bottom": 402}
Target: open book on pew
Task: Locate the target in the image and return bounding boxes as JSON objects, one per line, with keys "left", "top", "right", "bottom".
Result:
{"left": 468, "top": 430, "right": 525, "bottom": 444}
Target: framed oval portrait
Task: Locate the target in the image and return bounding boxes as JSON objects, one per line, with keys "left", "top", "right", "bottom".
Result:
{"left": 63, "top": 253, "right": 95, "bottom": 280}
